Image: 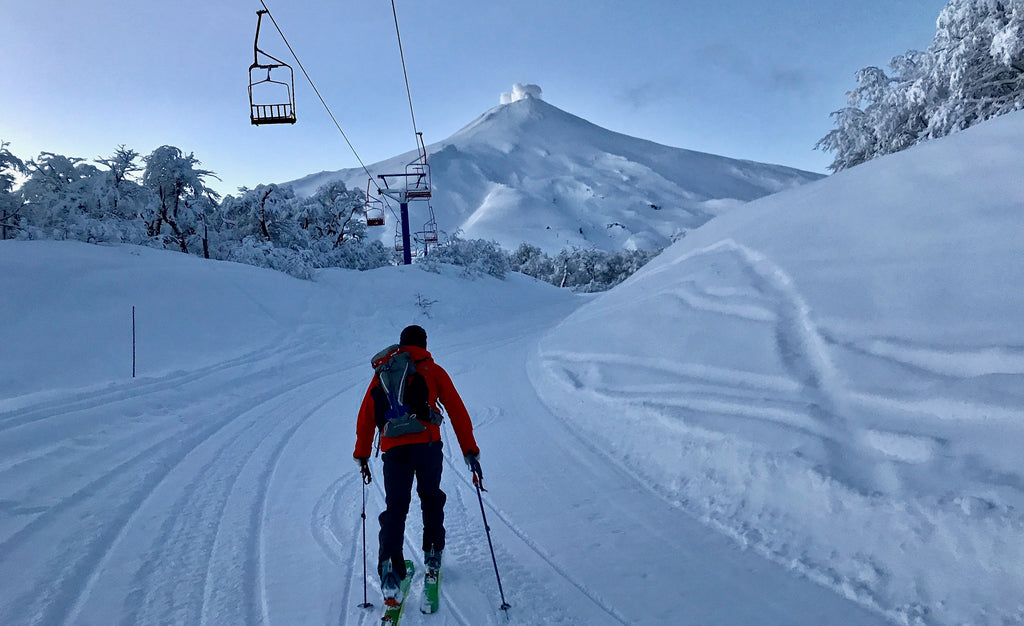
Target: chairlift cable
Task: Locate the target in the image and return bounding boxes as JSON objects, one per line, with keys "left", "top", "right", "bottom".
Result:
{"left": 256, "top": 0, "right": 381, "bottom": 193}
{"left": 390, "top": 0, "right": 420, "bottom": 144}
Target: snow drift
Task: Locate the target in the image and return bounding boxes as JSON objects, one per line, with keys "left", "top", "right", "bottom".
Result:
{"left": 531, "top": 110, "right": 1024, "bottom": 624}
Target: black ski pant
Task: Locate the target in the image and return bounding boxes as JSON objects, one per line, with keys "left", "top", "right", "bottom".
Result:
{"left": 378, "top": 440, "right": 446, "bottom": 580}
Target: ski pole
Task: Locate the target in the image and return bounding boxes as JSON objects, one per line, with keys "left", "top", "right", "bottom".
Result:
{"left": 358, "top": 470, "right": 374, "bottom": 609}
{"left": 473, "top": 471, "right": 511, "bottom": 613}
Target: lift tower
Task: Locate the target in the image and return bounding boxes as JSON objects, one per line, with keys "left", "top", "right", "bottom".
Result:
{"left": 376, "top": 133, "right": 432, "bottom": 265}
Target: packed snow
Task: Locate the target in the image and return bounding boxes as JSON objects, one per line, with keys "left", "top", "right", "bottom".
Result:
{"left": 2, "top": 113, "right": 1023, "bottom": 625}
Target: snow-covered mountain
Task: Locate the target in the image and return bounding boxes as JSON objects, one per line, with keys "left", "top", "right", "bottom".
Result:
{"left": 288, "top": 95, "right": 822, "bottom": 254}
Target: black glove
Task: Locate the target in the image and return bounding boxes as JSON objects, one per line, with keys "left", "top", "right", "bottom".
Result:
{"left": 355, "top": 457, "right": 372, "bottom": 484}
{"left": 464, "top": 452, "right": 482, "bottom": 479}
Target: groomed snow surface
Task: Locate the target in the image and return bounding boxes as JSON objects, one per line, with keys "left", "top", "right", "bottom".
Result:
{"left": 3, "top": 111, "right": 1023, "bottom": 625}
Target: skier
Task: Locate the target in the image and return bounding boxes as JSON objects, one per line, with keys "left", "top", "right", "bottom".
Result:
{"left": 354, "top": 324, "right": 482, "bottom": 606}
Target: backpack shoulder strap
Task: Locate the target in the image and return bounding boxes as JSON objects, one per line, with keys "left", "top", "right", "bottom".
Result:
{"left": 371, "top": 344, "right": 403, "bottom": 369}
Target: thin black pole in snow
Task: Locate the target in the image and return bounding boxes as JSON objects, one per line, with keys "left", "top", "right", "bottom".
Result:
{"left": 358, "top": 475, "right": 374, "bottom": 609}
{"left": 474, "top": 472, "right": 511, "bottom": 614}
{"left": 132, "top": 306, "right": 136, "bottom": 378}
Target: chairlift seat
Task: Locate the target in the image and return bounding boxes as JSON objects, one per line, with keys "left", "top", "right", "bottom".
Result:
{"left": 418, "top": 216, "right": 439, "bottom": 244}
{"left": 364, "top": 180, "right": 386, "bottom": 226}
{"left": 249, "top": 66, "right": 296, "bottom": 125}
{"left": 251, "top": 102, "right": 296, "bottom": 125}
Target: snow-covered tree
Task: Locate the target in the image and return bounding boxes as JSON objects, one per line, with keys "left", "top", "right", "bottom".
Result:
{"left": 0, "top": 141, "right": 24, "bottom": 193}
{"left": 228, "top": 236, "right": 319, "bottom": 280}
{"left": 17, "top": 152, "right": 111, "bottom": 241}
{"left": 507, "top": 245, "right": 660, "bottom": 292}
{"left": 217, "top": 184, "right": 305, "bottom": 249}
{"left": 421, "top": 231, "right": 510, "bottom": 279}
{"left": 142, "top": 146, "right": 220, "bottom": 253}
{"left": 302, "top": 180, "right": 367, "bottom": 246}
{"left": 927, "top": 0, "right": 1024, "bottom": 137}
{"left": 95, "top": 145, "right": 144, "bottom": 218}
{"left": 0, "top": 141, "right": 26, "bottom": 239}
{"left": 509, "top": 243, "right": 555, "bottom": 280}
{"left": 818, "top": 0, "right": 1024, "bottom": 171}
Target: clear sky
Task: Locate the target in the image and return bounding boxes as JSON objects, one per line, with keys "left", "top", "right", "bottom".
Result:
{"left": 2, "top": 0, "right": 950, "bottom": 197}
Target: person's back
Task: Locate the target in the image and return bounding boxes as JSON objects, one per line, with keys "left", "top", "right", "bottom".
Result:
{"left": 353, "top": 325, "right": 482, "bottom": 606}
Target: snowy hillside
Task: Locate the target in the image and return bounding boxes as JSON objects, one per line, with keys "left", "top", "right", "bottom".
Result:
{"left": 288, "top": 94, "right": 822, "bottom": 254}
{"left": 2, "top": 110, "right": 1022, "bottom": 625}
{"left": 532, "top": 110, "right": 1024, "bottom": 624}
{"left": 0, "top": 242, "right": 882, "bottom": 625}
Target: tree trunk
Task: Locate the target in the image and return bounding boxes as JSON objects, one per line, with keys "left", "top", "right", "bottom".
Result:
{"left": 335, "top": 205, "right": 359, "bottom": 247}
{"left": 202, "top": 216, "right": 210, "bottom": 259}
{"left": 165, "top": 214, "right": 189, "bottom": 254}
{"left": 260, "top": 189, "right": 273, "bottom": 241}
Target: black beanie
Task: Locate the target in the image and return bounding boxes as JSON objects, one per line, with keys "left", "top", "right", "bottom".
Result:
{"left": 400, "top": 324, "right": 427, "bottom": 348}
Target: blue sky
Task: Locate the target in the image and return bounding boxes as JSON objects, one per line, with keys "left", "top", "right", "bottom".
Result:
{"left": 2, "top": 1, "right": 950, "bottom": 196}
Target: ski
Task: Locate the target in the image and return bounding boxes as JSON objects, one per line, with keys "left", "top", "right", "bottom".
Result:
{"left": 420, "top": 564, "right": 441, "bottom": 614}
{"left": 381, "top": 560, "right": 415, "bottom": 625}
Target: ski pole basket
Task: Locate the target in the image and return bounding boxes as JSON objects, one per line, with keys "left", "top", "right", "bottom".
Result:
{"left": 248, "top": 10, "right": 297, "bottom": 126}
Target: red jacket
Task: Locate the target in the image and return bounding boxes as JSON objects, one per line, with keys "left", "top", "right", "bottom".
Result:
{"left": 353, "top": 345, "right": 479, "bottom": 458}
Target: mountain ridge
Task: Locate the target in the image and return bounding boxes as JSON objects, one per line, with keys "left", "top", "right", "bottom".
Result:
{"left": 287, "top": 96, "right": 823, "bottom": 254}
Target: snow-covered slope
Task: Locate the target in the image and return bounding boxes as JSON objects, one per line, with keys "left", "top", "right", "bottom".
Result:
{"left": 0, "top": 241, "right": 883, "bottom": 625}
{"left": 288, "top": 96, "right": 822, "bottom": 254}
{"left": 532, "top": 110, "right": 1024, "bottom": 624}
{"left": 3, "top": 110, "right": 1022, "bottom": 626}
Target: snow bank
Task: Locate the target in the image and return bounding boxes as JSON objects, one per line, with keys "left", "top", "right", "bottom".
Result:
{"left": 0, "top": 241, "right": 317, "bottom": 402}
{"left": 532, "top": 111, "right": 1024, "bottom": 624}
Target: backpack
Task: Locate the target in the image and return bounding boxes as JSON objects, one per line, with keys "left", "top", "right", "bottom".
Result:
{"left": 370, "top": 344, "right": 444, "bottom": 438}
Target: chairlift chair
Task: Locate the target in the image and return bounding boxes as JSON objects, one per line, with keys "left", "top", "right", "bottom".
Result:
{"left": 420, "top": 222, "right": 439, "bottom": 244}
{"left": 405, "top": 132, "right": 431, "bottom": 199}
{"left": 365, "top": 200, "right": 385, "bottom": 227}
{"left": 248, "top": 10, "right": 297, "bottom": 125}
{"left": 417, "top": 204, "right": 439, "bottom": 244}
{"left": 364, "top": 179, "right": 385, "bottom": 226}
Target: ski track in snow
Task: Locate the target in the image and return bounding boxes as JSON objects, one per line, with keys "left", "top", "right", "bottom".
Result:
{"left": 439, "top": 449, "right": 629, "bottom": 625}
{"left": 0, "top": 338, "right": 353, "bottom": 626}
{"left": 0, "top": 264, "right": 891, "bottom": 625}
{"left": 534, "top": 241, "right": 903, "bottom": 620}
{"left": 544, "top": 240, "right": 914, "bottom": 485}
